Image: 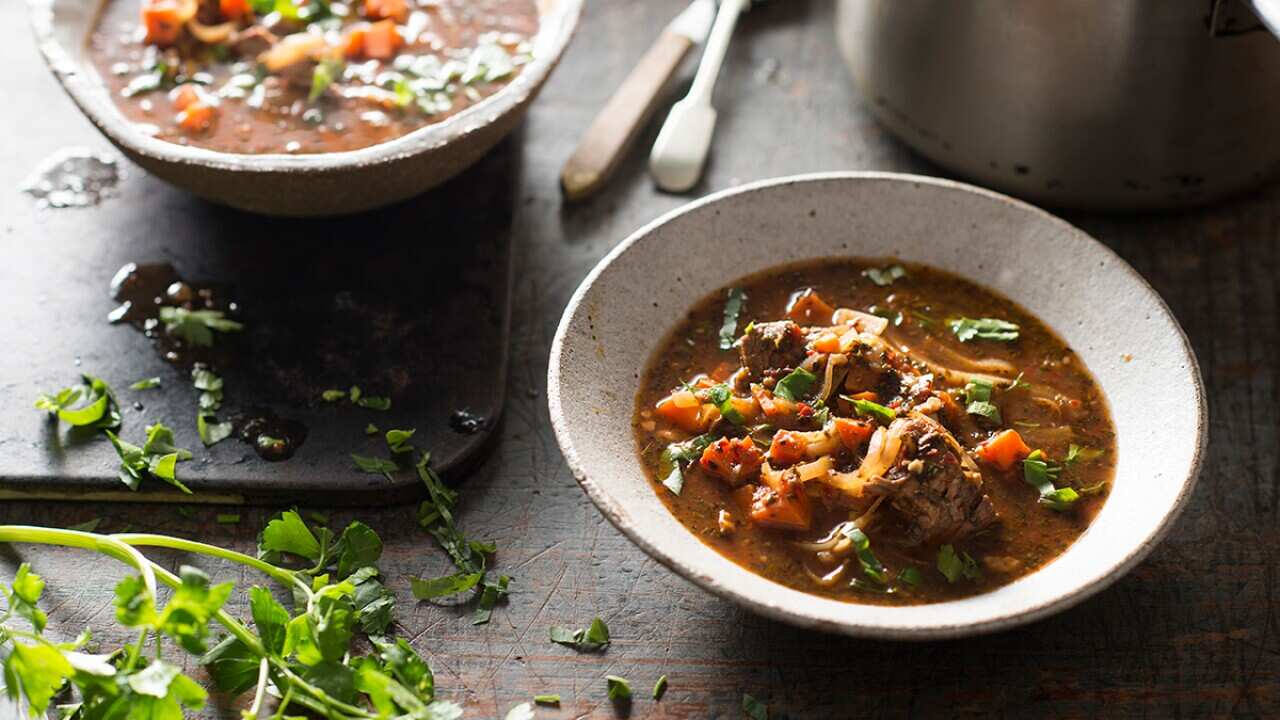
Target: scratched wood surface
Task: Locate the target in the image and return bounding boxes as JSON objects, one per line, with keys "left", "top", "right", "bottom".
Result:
{"left": 2, "top": 0, "right": 1278, "bottom": 718}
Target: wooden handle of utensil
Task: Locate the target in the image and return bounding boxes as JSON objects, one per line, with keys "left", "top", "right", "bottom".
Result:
{"left": 561, "top": 30, "right": 694, "bottom": 202}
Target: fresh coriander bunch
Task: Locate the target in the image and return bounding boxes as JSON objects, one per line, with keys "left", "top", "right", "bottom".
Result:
{"left": 0, "top": 519, "right": 460, "bottom": 720}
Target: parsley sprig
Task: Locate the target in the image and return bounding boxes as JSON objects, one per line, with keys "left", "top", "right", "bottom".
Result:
{"left": 0, "top": 520, "right": 461, "bottom": 720}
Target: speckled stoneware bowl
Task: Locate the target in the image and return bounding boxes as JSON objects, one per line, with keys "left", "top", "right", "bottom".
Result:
{"left": 549, "top": 172, "right": 1207, "bottom": 640}
{"left": 28, "top": 0, "right": 581, "bottom": 216}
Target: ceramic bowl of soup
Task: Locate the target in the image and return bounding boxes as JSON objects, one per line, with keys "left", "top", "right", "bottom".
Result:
{"left": 28, "top": 0, "right": 581, "bottom": 216}
{"left": 548, "top": 172, "right": 1206, "bottom": 639}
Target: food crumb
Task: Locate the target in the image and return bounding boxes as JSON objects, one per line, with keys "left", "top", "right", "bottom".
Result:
{"left": 1121, "top": 353, "right": 1134, "bottom": 362}
{"left": 717, "top": 509, "right": 735, "bottom": 536}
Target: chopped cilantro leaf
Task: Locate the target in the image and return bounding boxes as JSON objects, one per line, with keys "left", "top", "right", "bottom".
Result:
{"left": 773, "top": 367, "right": 817, "bottom": 402}
{"left": 356, "top": 395, "right": 392, "bottom": 411}
{"left": 839, "top": 524, "right": 888, "bottom": 584}
{"left": 321, "top": 389, "right": 346, "bottom": 402}
{"left": 534, "top": 693, "right": 561, "bottom": 705}
{"left": 386, "top": 428, "right": 416, "bottom": 454}
{"left": 718, "top": 288, "right": 747, "bottom": 350}
{"left": 653, "top": 674, "right": 668, "bottom": 700}
{"left": 606, "top": 675, "right": 631, "bottom": 701}
{"left": 862, "top": 264, "right": 906, "bottom": 286}
{"left": 937, "top": 544, "right": 981, "bottom": 583}
{"left": 130, "top": 377, "right": 162, "bottom": 390}
{"left": 897, "top": 566, "right": 923, "bottom": 586}
{"left": 949, "top": 317, "right": 1019, "bottom": 342}
{"left": 158, "top": 306, "right": 243, "bottom": 347}
{"left": 365, "top": 423, "right": 379, "bottom": 435}
{"left": 549, "top": 617, "right": 610, "bottom": 652}
{"left": 1024, "top": 450, "right": 1078, "bottom": 510}
{"left": 352, "top": 454, "right": 399, "bottom": 474}
{"left": 409, "top": 571, "right": 483, "bottom": 599}
{"left": 743, "top": 693, "right": 768, "bottom": 720}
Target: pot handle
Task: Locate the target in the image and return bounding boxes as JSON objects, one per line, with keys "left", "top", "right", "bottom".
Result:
{"left": 1245, "top": 0, "right": 1280, "bottom": 38}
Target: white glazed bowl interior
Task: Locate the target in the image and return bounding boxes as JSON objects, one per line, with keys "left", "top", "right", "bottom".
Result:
{"left": 549, "top": 173, "right": 1205, "bottom": 639}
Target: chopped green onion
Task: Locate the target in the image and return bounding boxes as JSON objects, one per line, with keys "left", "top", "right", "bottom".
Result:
{"left": 1023, "top": 450, "right": 1078, "bottom": 510}
{"left": 845, "top": 397, "right": 896, "bottom": 425}
{"left": 937, "top": 544, "right": 981, "bottom": 583}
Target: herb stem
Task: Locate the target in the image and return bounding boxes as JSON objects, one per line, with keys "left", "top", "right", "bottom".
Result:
{"left": 0, "top": 526, "right": 157, "bottom": 600}
{"left": 114, "top": 533, "right": 312, "bottom": 598}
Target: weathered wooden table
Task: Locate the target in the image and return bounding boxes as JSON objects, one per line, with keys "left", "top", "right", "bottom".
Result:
{"left": 2, "top": 0, "right": 1277, "bottom": 717}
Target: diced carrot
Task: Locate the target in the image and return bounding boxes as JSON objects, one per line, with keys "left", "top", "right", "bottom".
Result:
{"left": 361, "top": 19, "right": 403, "bottom": 60}
{"left": 728, "top": 396, "right": 757, "bottom": 422}
{"left": 170, "top": 84, "right": 201, "bottom": 111}
{"left": 141, "top": 0, "right": 191, "bottom": 46}
{"left": 655, "top": 391, "right": 703, "bottom": 433}
{"left": 976, "top": 429, "right": 1032, "bottom": 471}
{"left": 219, "top": 0, "right": 250, "bottom": 20}
{"left": 752, "top": 386, "right": 794, "bottom": 418}
{"left": 340, "top": 25, "right": 367, "bottom": 58}
{"left": 749, "top": 477, "right": 812, "bottom": 531}
{"left": 847, "top": 390, "right": 878, "bottom": 402}
{"left": 811, "top": 331, "right": 841, "bottom": 354}
{"left": 699, "top": 437, "right": 764, "bottom": 485}
{"left": 364, "top": 0, "right": 408, "bottom": 21}
{"left": 769, "top": 430, "right": 808, "bottom": 466}
{"left": 176, "top": 101, "right": 216, "bottom": 133}
{"left": 786, "top": 289, "right": 835, "bottom": 325}
{"left": 834, "top": 418, "right": 874, "bottom": 450}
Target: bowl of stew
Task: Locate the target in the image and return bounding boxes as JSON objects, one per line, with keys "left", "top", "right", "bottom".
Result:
{"left": 548, "top": 172, "right": 1206, "bottom": 639}
{"left": 28, "top": 0, "right": 581, "bottom": 215}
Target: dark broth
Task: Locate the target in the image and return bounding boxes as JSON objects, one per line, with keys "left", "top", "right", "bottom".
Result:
{"left": 633, "top": 259, "right": 1116, "bottom": 605}
{"left": 87, "top": 0, "right": 538, "bottom": 154}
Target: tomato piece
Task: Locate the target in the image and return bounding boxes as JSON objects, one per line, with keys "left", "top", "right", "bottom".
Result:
{"left": 361, "top": 19, "right": 403, "bottom": 59}
{"left": 698, "top": 437, "right": 765, "bottom": 485}
{"left": 749, "top": 477, "right": 812, "bottom": 531}
{"left": 834, "top": 418, "right": 874, "bottom": 450}
{"left": 364, "top": 0, "right": 408, "bottom": 21}
{"left": 768, "top": 430, "right": 808, "bottom": 466}
{"left": 219, "top": 0, "right": 250, "bottom": 20}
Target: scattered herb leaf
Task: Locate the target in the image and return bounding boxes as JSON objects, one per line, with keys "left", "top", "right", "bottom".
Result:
{"left": 845, "top": 396, "right": 896, "bottom": 425}
{"left": 718, "top": 288, "right": 747, "bottom": 350}
{"left": 549, "top": 617, "right": 610, "bottom": 652}
{"left": 129, "top": 377, "right": 162, "bottom": 391}
{"left": 862, "top": 264, "right": 906, "bottom": 287}
{"left": 743, "top": 693, "right": 769, "bottom": 720}
{"left": 949, "top": 317, "right": 1019, "bottom": 343}
{"left": 773, "top": 367, "right": 817, "bottom": 402}
{"left": 937, "top": 544, "right": 981, "bottom": 583}
{"left": 605, "top": 675, "right": 631, "bottom": 702}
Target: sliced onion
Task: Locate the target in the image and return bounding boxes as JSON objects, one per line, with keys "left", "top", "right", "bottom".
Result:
{"left": 795, "top": 455, "right": 832, "bottom": 482}
{"left": 187, "top": 18, "right": 236, "bottom": 44}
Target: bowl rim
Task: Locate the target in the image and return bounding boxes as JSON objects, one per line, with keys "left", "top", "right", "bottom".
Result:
{"left": 547, "top": 171, "right": 1208, "bottom": 640}
{"left": 26, "top": 0, "right": 583, "bottom": 172}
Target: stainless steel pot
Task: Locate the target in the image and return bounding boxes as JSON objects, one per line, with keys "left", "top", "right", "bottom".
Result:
{"left": 837, "top": 0, "right": 1280, "bottom": 210}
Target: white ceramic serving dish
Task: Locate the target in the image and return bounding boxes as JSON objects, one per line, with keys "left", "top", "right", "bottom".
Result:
{"left": 549, "top": 172, "right": 1206, "bottom": 639}
{"left": 27, "top": 0, "right": 581, "bottom": 216}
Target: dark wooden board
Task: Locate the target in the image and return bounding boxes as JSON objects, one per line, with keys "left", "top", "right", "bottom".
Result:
{"left": 0, "top": 92, "right": 518, "bottom": 504}
{"left": 1, "top": 0, "right": 1277, "bottom": 718}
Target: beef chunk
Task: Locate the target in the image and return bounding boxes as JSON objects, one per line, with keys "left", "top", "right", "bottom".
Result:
{"left": 739, "top": 321, "right": 807, "bottom": 382}
{"left": 231, "top": 26, "right": 279, "bottom": 58}
{"left": 866, "top": 415, "right": 997, "bottom": 545}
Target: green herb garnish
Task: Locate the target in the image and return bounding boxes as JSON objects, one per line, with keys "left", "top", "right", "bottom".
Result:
{"left": 535, "top": 693, "right": 562, "bottom": 705}
{"left": 129, "top": 377, "right": 162, "bottom": 390}
{"left": 107, "top": 422, "right": 193, "bottom": 494}
{"left": 386, "top": 428, "right": 416, "bottom": 454}
{"left": 839, "top": 524, "right": 888, "bottom": 585}
{"left": 961, "top": 378, "right": 1002, "bottom": 424}
{"left": 718, "top": 288, "right": 747, "bottom": 351}
{"left": 321, "top": 389, "right": 346, "bottom": 402}
{"left": 897, "top": 566, "right": 923, "bottom": 586}
{"left": 1024, "top": 449, "right": 1079, "bottom": 510}
{"left": 845, "top": 396, "right": 896, "bottom": 425}
{"left": 35, "top": 375, "right": 121, "bottom": 429}
{"left": 409, "top": 570, "right": 483, "bottom": 599}
{"left": 365, "top": 423, "right": 380, "bottom": 435}
{"left": 549, "top": 616, "right": 610, "bottom": 652}
{"left": 862, "top": 264, "right": 906, "bottom": 287}
{"left": 158, "top": 307, "right": 242, "bottom": 347}
{"left": 606, "top": 675, "right": 631, "bottom": 702}
{"left": 705, "top": 383, "right": 745, "bottom": 425}
{"left": 309, "top": 59, "right": 341, "bottom": 102}
{"left": 937, "top": 544, "right": 981, "bottom": 583}
{"left": 949, "top": 317, "right": 1019, "bottom": 342}
{"left": 658, "top": 434, "right": 714, "bottom": 496}
{"left": 743, "top": 693, "right": 769, "bottom": 720}
{"left": 352, "top": 454, "right": 399, "bottom": 474}
{"left": 773, "top": 367, "right": 817, "bottom": 402}
{"left": 357, "top": 395, "right": 392, "bottom": 411}
{"left": 216, "top": 513, "right": 240, "bottom": 524}
{"left": 1064, "top": 444, "right": 1105, "bottom": 466}
{"left": 653, "top": 675, "right": 668, "bottom": 700}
